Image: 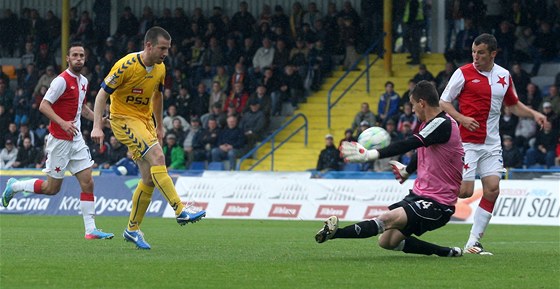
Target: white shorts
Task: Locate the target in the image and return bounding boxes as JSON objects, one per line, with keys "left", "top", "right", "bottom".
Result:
{"left": 462, "top": 144, "right": 506, "bottom": 181}
{"left": 43, "top": 134, "right": 94, "bottom": 179}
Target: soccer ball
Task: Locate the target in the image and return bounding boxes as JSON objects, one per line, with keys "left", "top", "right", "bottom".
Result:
{"left": 357, "top": 127, "right": 391, "bottom": 150}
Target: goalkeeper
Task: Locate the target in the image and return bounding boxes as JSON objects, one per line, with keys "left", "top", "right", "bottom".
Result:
{"left": 315, "top": 81, "right": 464, "bottom": 257}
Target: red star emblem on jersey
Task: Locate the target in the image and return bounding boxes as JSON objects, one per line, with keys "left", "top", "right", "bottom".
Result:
{"left": 497, "top": 76, "right": 507, "bottom": 88}
{"left": 463, "top": 163, "right": 470, "bottom": 170}
{"left": 55, "top": 166, "right": 61, "bottom": 173}
{"left": 81, "top": 84, "right": 86, "bottom": 91}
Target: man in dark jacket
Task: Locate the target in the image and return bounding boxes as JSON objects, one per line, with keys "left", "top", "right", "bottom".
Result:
{"left": 316, "top": 134, "right": 341, "bottom": 171}
{"left": 211, "top": 115, "right": 245, "bottom": 169}
{"left": 240, "top": 98, "right": 266, "bottom": 152}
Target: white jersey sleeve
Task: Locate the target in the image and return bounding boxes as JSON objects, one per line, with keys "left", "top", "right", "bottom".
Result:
{"left": 440, "top": 69, "right": 465, "bottom": 103}
{"left": 43, "top": 76, "right": 67, "bottom": 104}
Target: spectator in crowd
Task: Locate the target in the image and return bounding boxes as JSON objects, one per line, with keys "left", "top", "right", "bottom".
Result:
{"left": 355, "top": 120, "right": 371, "bottom": 138}
{"left": 256, "top": 22, "right": 274, "bottom": 45}
{"left": 169, "top": 68, "right": 187, "bottom": 94}
{"left": 271, "top": 5, "right": 290, "bottom": 36}
{"left": 400, "top": 79, "right": 416, "bottom": 110}
{"left": 541, "top": 101, "right": 559, "bottom": 131}
{"left": 543, "top": 85, "right": 559, "bottom": 115}
{"left": 211, "top": 115, "right": 245, "bottom": 169}
{"left": 202, "top": 37, "right": 224, "bottom": 75}
{"left": 513, "top": 26, "right": 536, "bottom": 64}
{"left": 273, "top": 38, "right": 291, "bottom": 71}
{"left": 137, "top": 6, "right": 155, "bottom": 38}
{"left": 163, "top": 105, "right": 189, "bottom": 132}
{"left": 162, "top": 88, "right": 176, "bottom": 110}
{"left": 20, "top": 42, "right": 36, "bottom": 69}
{"left": 212, "top": 66, "right": 229, "bottom": 92}
{"left": 223, "top": 38, "right": 241, "bottom": 69}
{"left": 520, "top": 83, "right": 542, "bottom": 110}
{"left": 102, "top": 135, "right": 127, "bottom": 169}
{"left": 525, "top": 122, "right": 557, "bottom": 168}
{"left": 0, "top": 79, "right": 15, "bottom": 115}
{"left": 290, "top": 38, "right": 309, "bottom": 76}
{"left": 341, "top": 16, "right": 359, "bottom": 70}
{"left": 510, "top": 63, "right": 532, "bottom": 96}
{"left": 209, "top": 81, "right": 226, "bottom": 113}
{"left": 499, "top": 106, "right": 519, "bottom": 140}
{"left": 114, "top": 6, "right": 139, "bottom": 46}
{"left": 502, "top": 135, "right": 523, "bottom": 168}
{"left": 16, "top": 122, "right": 36, "bottom": 148}
{"left": 445, "top": 18, "right": 478, "bottom": 64}
{"left": 183, "top": 117, "right": 202, "bottom": 168}
{"left": 0, "top": 139, "right": 18, "bottom": 169}
{"left": 252, "top": 37, "right": 275, "bottom": 75}
{"left": 224, "top": 82, "right": 249, "bottom": 114}
{"left": 72, "top": 11, "right": 94, "bottom": 43}
{"left": 515, "top": 109, "right": 538, "bottom": 151}
{"left": 5, "top": 123, "right": 19, "bottom": 145}
{"left": 351, "top": 102, "right": 377, "bottom": 133}
{"left": 0, "top": 105, "right": 10, "bottom": 137}
{"left": 112, "top": 151, "right": 139, "bottom": 176}
{"left": 279, "top": 64, "right": 304, "bottom": 109}
{"left": 166, "top": 118, "right": 186, "bottom": 145}
{"left": 12, "top": 136, "right": 38, "bottom": 168}
{"left": 190, "top": 82, "right": 209, "bottom": 118}
{"left": 193, "top": 117, "right": 219, "bottom": 161}
{"left": 163, "top": 133, "right": 186, "bottom": 170}
{"left": 35, "top": 44, "right": 57, "bottom": 73}
{"left": 247, "top": 85, "right": 272, "bottom": 120}
{"left": 240, "top": 98, "right": 266, "bottom": 152}
{"left": 402, "top": 0, "right": 424, "bottom": 65}
{"left": 12, "top": 88, "right": 30, "bottom": 128}
{"left": 33, "top": 65, "right": 57, "bottom": 96}
{"left": 227, "top": 63, "right": 250, "bottom": 94}
{"left": 289, "top": 2, "right": 305, "bottom": 38}
{"left": 202, "top": 102, "right": 227, "bottom": 129}
{"left": 18, "top": 64, "right": 39, "bottom": 98}
{"left": 397, "top": 102, "right": 419, "bottom": 132}
{"left": 259, "top": 68, "right": 281, "bottom": 116}
{"left": 494, "top": 21, "right": 515, "bottom": 68}
{"left": 435, "top": 62, "right": 455, "bottom": 94}
{"left": 385, "top": 119, "right": 403, "bottom": 143}
{"left": 532, "top": 21, "right": 558, "bottom": 76}
{"left": 239, "top": 37, "right": 257, "bottom": 69}
{"left": 316, "top": 134, "right": 341, "bottom": 172}
{"left": 231, "top": 1, "right": 256, "bottom": 39}
{"left": 378, "top": 81, "right": 400, "bottom": 126}
{"left": 175, "top": 86, "right": 192, "bottom": 118}
{"left": 412, "top": 64, "right": 435, "bottom": 84}
{"left": 339, "top": 128, "right": 357, "bottom": 148}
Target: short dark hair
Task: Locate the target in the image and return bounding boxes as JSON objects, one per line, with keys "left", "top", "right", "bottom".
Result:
{"left": 473, "top": 33, "right": 497, "bottom": 52}
{"left": 144, "top": 26, "right": 171, "bottom": 45}
{"left": 385, "top": 81, "right": 394, "bottom": 88}
{"left": 67, "top": 42, "right": 84, "bottom": 55}
{"left": 410, "top": 80, "right": 439, "bottom": 107}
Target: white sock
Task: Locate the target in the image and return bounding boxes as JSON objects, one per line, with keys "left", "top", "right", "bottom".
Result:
{"left": 12, "top": 178, "right": 40, "bottom": 193}
{"left": 80, "top": 192, "right": 96, "bottom": 234}
{"left": 466, "top": 206, "right": 492, "bottom": 248}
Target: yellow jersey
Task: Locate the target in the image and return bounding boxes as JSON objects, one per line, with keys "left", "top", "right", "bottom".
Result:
{"left": 101, "top": 52, "right": 165, "bottom": 120}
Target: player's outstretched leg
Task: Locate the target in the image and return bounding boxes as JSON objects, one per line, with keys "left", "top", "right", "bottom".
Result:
{"left": 123, "top": 229, "right": 151, "bottom": 250}
{"left": 316, "top": 216, "right": 386, "bottom": 243}
{"left": 150, "top": 165, "right": 206, "bottom": 225}
{"left": 399, "top": 236, "right": 463, "bottom": 257}
{"left": 81, "top": 192, "right": 114, "bottom": 240}
{"left": 2, "top": 178, "right": 18, "bottom": 207}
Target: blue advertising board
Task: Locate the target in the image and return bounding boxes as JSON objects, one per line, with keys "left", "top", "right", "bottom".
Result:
{"left": 0, "top": 175, "right": 167, "bottom": 217}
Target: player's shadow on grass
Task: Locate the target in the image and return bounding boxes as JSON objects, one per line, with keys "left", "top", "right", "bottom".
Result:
{"left": 311, "top": 255, "right": 455, "bottom": 263}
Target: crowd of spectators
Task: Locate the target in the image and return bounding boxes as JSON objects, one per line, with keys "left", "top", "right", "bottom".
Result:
{"left": 0, "top": 1, "right": 368, "bottom": 170}
{"left": 0, "top": 1, "right": 559, "bottom": 172}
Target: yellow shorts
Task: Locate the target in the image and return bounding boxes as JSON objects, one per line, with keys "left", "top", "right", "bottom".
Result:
{"left": 110, "top": 115, "right": 158, "bottom": 161}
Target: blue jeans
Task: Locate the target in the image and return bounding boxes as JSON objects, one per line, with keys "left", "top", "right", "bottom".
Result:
{"left": 211, "top": 147, "right": 240, "bottom": 169}
{"left": 525, "top": 147, "right": 556, "bottom": 167}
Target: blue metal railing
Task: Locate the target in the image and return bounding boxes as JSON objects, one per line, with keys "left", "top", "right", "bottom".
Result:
{"left": 327, "top": 35, "right": 385, "bottom": 128}
{"left": 236, "top": 113, "right": 308, "bottom": 171}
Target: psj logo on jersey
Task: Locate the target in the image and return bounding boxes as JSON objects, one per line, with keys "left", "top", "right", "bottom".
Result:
{"left": 126, "top": 95, "right": 150, "bottom": 105}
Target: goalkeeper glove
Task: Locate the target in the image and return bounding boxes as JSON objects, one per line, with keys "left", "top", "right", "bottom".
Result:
{"left": 389, "top": 160, "right": 410, "bottom": 184}
{"left": 339, "top": 141, "right": 379, "bottom": 163}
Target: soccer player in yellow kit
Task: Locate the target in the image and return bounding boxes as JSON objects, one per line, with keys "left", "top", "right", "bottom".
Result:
{"left": 91, "top": 26, "right": 205, "bottom": 249}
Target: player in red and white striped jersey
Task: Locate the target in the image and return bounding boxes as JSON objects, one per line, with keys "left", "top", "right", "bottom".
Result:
{"left": 2, "top": 43, "right": 113, "bottom": 240}
{"left": 440, "top": 34, "right": 547, "bottom": 255}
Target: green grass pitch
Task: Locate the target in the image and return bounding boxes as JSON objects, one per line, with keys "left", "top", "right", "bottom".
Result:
{"left": 1, "top": 215, "right": 558, "bottom": 289}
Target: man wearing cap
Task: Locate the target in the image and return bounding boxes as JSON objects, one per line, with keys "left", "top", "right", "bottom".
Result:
{"left": 163, "top": 133, "right": 185, "bottom": 170}
{"left": 316, "top": 134, "right": 341, "bottom": 172}
{"left": 240, "top": 98, "right": 266, "bottom": 151}
{"left": 0, "top": 139, "right": 18, "bottom": 169}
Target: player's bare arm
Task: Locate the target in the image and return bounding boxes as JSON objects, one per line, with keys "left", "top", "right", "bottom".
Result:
{"left": 152, "top": 91, "right": 164, "bottom": 145}
{"left": 91, "top": 89, "right": 110, "bottom": 147}
{"left": 439, "top": 100, "right": 480, "bottom": 132}
{"left": 508, "top": 101, "right": 547, "bottom": 128}
{"left": 39, "top": 99, "right": 77, "bottom": 137}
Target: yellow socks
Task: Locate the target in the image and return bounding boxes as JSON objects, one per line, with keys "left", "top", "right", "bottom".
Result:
{"left": 127, "top": 181, "right": 154, "bottom": 231}
{"left": 150, "top": 165, "right": 184, "bottom": 216}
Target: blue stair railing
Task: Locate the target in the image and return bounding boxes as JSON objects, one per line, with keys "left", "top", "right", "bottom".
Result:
{"left": 236, "top": 113, "right": 308, "bottom": 171}
{"left": 327, "top": 35, "right": 385, "bottom": 128}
